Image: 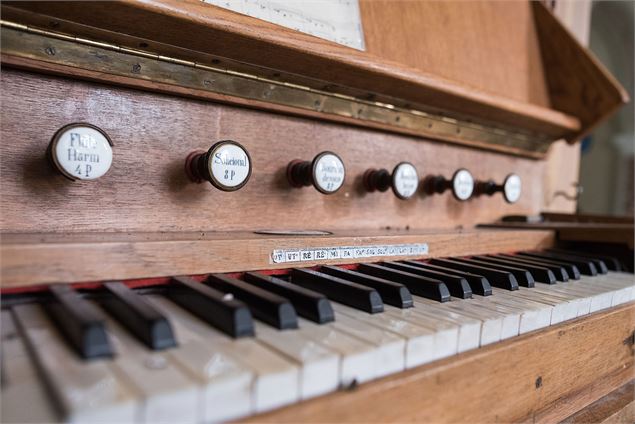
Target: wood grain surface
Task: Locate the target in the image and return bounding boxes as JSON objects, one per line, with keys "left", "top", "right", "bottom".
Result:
{"left": 244, "top": 302, "right": 635, "bottom": 423}
{"left": 1, "top": 0, "right": 581, "bottom": 138}
{"left": 360, "top": 0, "right": 551, "bottom": 107}
{"left": 561, "top": 380, "right": 634, "bottom": 424}
{"left": 0, "top": 228, "right": 554, "bottom": 287}
{"left": 0, "top": 69, "right": 547, "bottom": 234}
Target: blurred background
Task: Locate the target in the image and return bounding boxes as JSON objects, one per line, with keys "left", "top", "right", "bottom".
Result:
{"left": 561, "top": 0, "right": 634, "bottom": 216}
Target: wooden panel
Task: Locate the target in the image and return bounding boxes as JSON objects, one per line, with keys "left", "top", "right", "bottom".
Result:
{"left": 360, "top": 0, "right": 551, "bottom": 107}
{"left": 1, "top": 0, "right": 581, "bottom": 139}
{"left": 245, "top": 302, "right": 635, "bottom": 423}
{"left": 560, "top": 381, "right": 634, "bottom": 424}
{"left": 0, "top": 228, "right": 554, "bottom": 287}
{"left": 0, "top": 69, "right": 547, "bottom": 234}
{"left": 481, "top": 222, "right": 634, "bottom": 249}
{"left": 532, "top": 2, "right": 629, "bottom": 143}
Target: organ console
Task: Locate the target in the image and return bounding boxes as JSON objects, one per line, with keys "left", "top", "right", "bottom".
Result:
{"left": 0, "top": 1, "right": 633, "bottom": 423}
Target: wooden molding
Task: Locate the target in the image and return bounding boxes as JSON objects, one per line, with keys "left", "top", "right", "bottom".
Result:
{"left": 243, "top": 302, "right": 635, "bottom": 423}
{"left": 0, "top": 229, "right": 555, "bottom": 288}
{"left": 1, "top": 1, "right": 581, "bottom": 146}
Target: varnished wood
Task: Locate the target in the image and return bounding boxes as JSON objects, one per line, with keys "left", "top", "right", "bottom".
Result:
{"left": 0, "top": 69, "right": 549, "bottom": 235}
{"left": 360, "top": 0, "right": 551, "bottom": 107}
{"left": 1, "top": 0, "right": 582, "bottom": 140}
{"left": 561, "top": 381, "right": 634, "bottom": 424}
{"left": 0, "top": 50, "right": 549, "bottom": 160}
{"left": 0, "top": 228, "right": 554, "bottom": 288}
{"left": 244, "top": 302, "right": 635, "bottom": 423}
{"left": 482, "top": 222, "right": 635, "bottom": 249}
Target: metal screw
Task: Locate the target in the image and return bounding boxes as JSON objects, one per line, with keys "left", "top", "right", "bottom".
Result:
{"left": 44, "top": 46, "right": 56, "bottom": 56}
{"left": 203, "top": 79, "right": 213, "bottom": 87}
{"left": 131, "top": 63, "right": 141, "bottom": 74}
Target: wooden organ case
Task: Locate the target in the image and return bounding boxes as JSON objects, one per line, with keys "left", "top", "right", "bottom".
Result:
{"left": 0, "top": 1, "right": 633, "bottom": 422}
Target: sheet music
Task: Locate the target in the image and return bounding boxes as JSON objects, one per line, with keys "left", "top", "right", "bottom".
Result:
{"left": 202, "top": 0, "right": 366, "bottom": 50}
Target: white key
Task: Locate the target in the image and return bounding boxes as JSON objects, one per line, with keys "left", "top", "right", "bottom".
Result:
{"left": 384, "top": 305, "right": 460, "bottom": 361}
{"left": 96, "top": 305, "right": 199, "bottom": 424}
{"left": 415, "top": 298, "right": 501, "bottom": 347}
{"left": 163, "top": 338, "right": 253, "bottom": 422}
{"left": 490, "top": 289, "right": 552, "bottom": 333}
{"left": 586, "top": 274, "right": 634, "bottom": 306}
{"left": 294, "top": 318, "right": 377, "bottom": 385}
{"left": 330, "top": 312, "right": 406, "bottom": 378}
{"left": 515, "top": 287, "right": 578, "bottom": 324}
{"left": 148, "top": 296, "right": 299, "bottom": 413}
{"left": 331, "top": 303, "right": 437, "bottom": 368}
{"left": 408, "top": 304, "right": 480, "bottom": 353}
{"left": 256, "top": 323, "right": 339, "bottom": 399}
{"left": 532, "top": 283, "right": 592, "bottom": 317}
{"left": 568, "top": 278, "right": 615, "bottom": 312}
{"left": 466, "top": 298, "right": 521, "bottom": 339}
{"left": 478, "top": 294, "right": 541, "bottom": 333}
{"left": 1, "top": 311, "right": 59, "bottom": 423}
{"left": 145, "top": 297, "right": 254, "bottom": 422}
{"left": 438, "top": 300, "right": 505, "bottom": 345}
{"left": 11, "top": 304, "right": 139, "bottom": 423}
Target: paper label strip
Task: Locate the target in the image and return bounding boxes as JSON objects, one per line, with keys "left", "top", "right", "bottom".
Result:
{"left": 271, "top": 243, "right": 428, "bottom": 264}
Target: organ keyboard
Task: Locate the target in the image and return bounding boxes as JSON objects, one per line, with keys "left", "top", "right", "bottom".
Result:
{"left": 2, "top": 250, "right": 634, "bottom": 422}
{"left": 1, "top": 0, "right": 633, "bottom": 422}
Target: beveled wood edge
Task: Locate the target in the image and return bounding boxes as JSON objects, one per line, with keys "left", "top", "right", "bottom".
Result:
{"left": 1, "top": 1, "right": 581, "bottom": 138}
{"left": 0, "top": 229, "right": 555, "bottom": 287}
{"left": 479, "top": 222, "right": 635, "bottom": 249}
{"left": 0, "top": 54, "right": 548, "bottom": 160}
{"left": 242, "top": 302, "right": 635, "bottom": 423}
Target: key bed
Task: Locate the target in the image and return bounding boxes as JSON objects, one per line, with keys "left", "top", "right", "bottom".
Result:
{"left": 1, "top": 249, "right": 633, "bottom": 423}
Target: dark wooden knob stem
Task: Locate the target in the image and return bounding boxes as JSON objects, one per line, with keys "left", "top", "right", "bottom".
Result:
{"left": 363, "top": 168, "right": 391, "bottom": 192}
{"left": 475, "top": 179, "right": 499, "bottom": 196}
{"left": 287, "top": 159, "right": 313, "bottom": 188}
{"left": 185, "top": 149, "right": 209, "bottom": 184}
{"left": 424, "top": 175, "right": 450, "bottom": 195}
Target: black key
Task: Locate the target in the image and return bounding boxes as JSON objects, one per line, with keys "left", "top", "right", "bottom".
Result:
{"left": 548, "top": 249, "right": 621, "bottom": 271}
{"left": 496, "top": 254, "right": 570, "bottom": 282}
{"left": 383, "top": 261, "right": 472, "bottom": 299}
{"left": 169, "top": 276, "right": 254, "bottom": 338}
{"left": 101, "top": 282, "right": 177, "bottom": 350}
{"left": 544, "top": 249, "right": 609, "bottom": 274}
{"left": 319, "top": 266, "right": 413, "bottom": 308}
{"left": 474, "top": 256, "right": 556, "bottom": 284}
{"left": 46, "top": 284, "right": 113, "bottom": 359}
{"left": 405, "top": 262, "right": 492, "bottom": 296}
{"left": 452, "top": 258, "right": 535, "bottom": 288}
{"left": 290, "top": 268, "right": 384, "bottom": 314}
{"left": 514, "top": 252, "right": 582, "bottom": 279}
{"left": 243, "top": 272, "right": 334, "bottom": 324}
{"left": 356, "top": 263, "right": 451, "bottom": 302}
{"left": 428, "top": 258, "right": 519, "bottom": 291}
{"left": 205, "top": 274, "right": 298, "bottom": 330}
{"left": 519, "top": 252, "right": 597, "bottom": 276}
